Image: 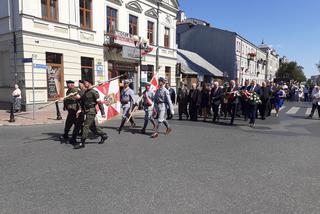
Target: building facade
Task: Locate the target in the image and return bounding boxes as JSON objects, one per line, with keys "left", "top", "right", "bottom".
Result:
{"left": 259, "top": 43, "right": 280, "bottom": 82}
{"left": 0, "top": 0, "right": 179, "bottom": 109}
{"left": 105, "top": 0, "right": 179, "bottom": 92}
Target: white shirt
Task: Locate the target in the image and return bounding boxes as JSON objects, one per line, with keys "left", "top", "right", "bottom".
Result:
{"left": 12, "top": 88, "right": 21, "bottom": 99}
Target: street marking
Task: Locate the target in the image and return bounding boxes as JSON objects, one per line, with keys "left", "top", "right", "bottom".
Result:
{"left": 286, "top": 107, "right": 300, "bottom": 115}
{"left": 271, "top": 106, "right": 285, "bottom": 114}
{"left": 305, "top": 108, "right": 312, "bottom": 116}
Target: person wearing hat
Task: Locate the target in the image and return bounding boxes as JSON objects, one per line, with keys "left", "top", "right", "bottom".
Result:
{"left": 74, "top": 79, "right": 108, "bottom": 149}
{"left": 118, "top": 79, "right": 136, "bottom": 134}
{"left": 141, "top": 82, "right": 156, "bottom": 134}
{"left": 60, "top": 80, "right": 80, "bottom": 142}
{"left": 151, "top": 77, "right": 174, "bottom": 138}
{"left": 69, "top": 80, "right": 87, "bottom": 144}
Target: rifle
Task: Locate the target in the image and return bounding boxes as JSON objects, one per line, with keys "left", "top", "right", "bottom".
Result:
{"left": 38, "top": 75, "right": 124, "bottom": 110}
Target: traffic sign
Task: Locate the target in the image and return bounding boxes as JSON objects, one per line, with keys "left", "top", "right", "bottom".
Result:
{"left": 33, "top": 64, "right": 48, "bottom": 69}
{"left": 21, "top": 58, "right": 33, "bottom": 63}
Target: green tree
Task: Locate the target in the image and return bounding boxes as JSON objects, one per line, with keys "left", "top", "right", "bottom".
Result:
{"left": 276, "top": 61, "right": 306, "bottom": 82}
{"left": 316, "top": 60, "right": 320, "bottom": 73}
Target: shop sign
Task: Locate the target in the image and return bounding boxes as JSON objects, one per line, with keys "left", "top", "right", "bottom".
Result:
{"left": 122, "top": 46, "right": 140, "bottom": 59}
{"left": 109, "top": 30, "right": 135, "bottom": 47}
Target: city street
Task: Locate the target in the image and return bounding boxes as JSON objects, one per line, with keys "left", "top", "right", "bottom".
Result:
{"left": 1, "top": 102, "right": 320, "bottom": 214}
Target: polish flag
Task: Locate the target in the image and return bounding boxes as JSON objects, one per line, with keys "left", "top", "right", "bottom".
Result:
{"left": 94, "top": 79, "right": 121, "bottom": 124}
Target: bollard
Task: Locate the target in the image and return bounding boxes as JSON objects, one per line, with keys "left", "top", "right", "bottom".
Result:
{"left": 55, "top": 102, "right": 62, "bottom": 120}
{"left": 9, "top": 103, "right": 15, "bottom": 122}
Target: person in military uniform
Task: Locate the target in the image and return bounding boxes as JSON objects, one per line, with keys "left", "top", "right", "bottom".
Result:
{"left": 118, "top": 79, "right": 136, "bottom": 134}
{"left": 141, "top": 82, "right": 156, "bottom": 134}
{"left": 177, "top": 83, "right": 189, "bottom": 120}
{"left": 151, "top": 77, "right": 174, "bottom": 138}
{"left": 60, "top": 80, "right": 80, "bottom": 142}
{"left": 74, "top": 79, "right": 108, "bottom": 149}
{"left": 69, "top": 80, "right": 86, "bottom": 145}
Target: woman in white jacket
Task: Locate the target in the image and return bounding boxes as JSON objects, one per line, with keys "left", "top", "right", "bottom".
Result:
{"left": 12, "top": 84, "right": 22, "bottom": 112}
{"left": 307, "top": 86, "right": 320, "bottom": 119}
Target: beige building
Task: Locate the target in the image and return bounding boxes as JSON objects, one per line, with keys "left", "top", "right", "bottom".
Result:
{"left": 0, "top": 0, "right": 179, "bottom": 110}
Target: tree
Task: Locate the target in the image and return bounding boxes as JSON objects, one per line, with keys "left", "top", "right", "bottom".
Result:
{"left": 316, "top": 60, "right": 320, "bottom": 73}
{"left": 276, "top": 61, "right": 306, "bottom": 82}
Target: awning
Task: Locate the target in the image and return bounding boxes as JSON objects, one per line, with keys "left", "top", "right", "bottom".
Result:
{"left": 177, "top": 49, "right": 223, "bottom": 77}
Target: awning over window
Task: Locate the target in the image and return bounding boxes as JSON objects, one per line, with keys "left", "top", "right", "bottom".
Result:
{"left": 177, "top": 49, "right": 223, "bottom": 77}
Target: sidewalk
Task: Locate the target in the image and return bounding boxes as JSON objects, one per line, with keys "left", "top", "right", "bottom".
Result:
{"left": 0, "top": 109, "right": 68, "bottom": 127}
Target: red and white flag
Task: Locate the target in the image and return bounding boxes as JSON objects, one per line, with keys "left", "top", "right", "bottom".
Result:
{"left": 149, "top": 72, "right": 159, "bottom": 92}
{"left": 94, "top": 79, "right": 121, "bottom": 124}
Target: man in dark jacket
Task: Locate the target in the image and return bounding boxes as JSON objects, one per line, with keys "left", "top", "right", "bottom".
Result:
{"left": 188, "top": 83, "right": 199, "bottom": 121}
{"left": 258, "top": 82, "right": 270, "bottom": 120}
{"left": 210, "top": 81, "right": 223, "bottom": 123}
{"left": 177, "top": 83, "right": 189, "bottom": 120}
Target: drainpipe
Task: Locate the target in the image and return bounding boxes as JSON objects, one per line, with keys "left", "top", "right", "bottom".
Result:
{"left": 156, "top": 1, "right": 160, "bottom": 74}
{"left": 10, "top": 0, "right": 17, "bottom": 84}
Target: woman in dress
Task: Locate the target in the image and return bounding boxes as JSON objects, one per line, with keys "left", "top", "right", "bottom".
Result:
{"left": 199, "top": 83, "right": 210, "bottom": 122}
{"left": 274, "top": 86, "right": 286, "bottom": 117}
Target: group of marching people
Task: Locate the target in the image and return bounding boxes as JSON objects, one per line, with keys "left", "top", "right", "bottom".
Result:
{"left": 176, "top": 79, "right": 287, "bottom": 127}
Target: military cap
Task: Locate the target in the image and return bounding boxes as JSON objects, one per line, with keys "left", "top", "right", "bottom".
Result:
{"left": 78, "top": 80, "right": 85, "bottom": 84}
{"left": 122, "top": 79, "right": 130, "bottom": 84}
{"left": 158, "top": 77, "right": 166, "bottom": 83}
{"left": 66, "top": 80, "right": 75, "bottom": 84}
{"left": 84, "top": 79, "right": 93, "bottom": 84}
{"left": 145, "top": 82, "right": 151, "bottom": 86}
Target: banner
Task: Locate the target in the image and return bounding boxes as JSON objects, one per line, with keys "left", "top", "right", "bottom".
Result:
{"left": 94, "top": 79, "right": 121, "bottom": 124}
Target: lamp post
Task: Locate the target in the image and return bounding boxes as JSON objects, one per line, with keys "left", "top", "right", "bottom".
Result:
{"left": 132, "top": 36, "right": 148, "bottom": 95}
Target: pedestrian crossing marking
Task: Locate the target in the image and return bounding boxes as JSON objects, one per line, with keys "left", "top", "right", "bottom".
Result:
{"left": 305, "top": 108, "right": 312, "bottom": 116}
{"left": 286, "top": 107, "right": 300, "bottom": 115}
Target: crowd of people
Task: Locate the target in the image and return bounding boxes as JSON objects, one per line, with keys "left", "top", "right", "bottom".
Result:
{"left": 174, "top": 79, "right": 288, "bottom": 126}
{"left": 55, "top": 76, "right": 320, "bottom": 150}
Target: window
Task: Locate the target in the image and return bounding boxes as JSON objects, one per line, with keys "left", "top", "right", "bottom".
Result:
{"left": 41, "top": 0, "right": 58, "bottom": 21}
{"left": 107, "top": 7, "right": 118, "bottom": 33}
{"left": 80, "top": 0, "right": 92, "bottom": 30}
{"left": 81, "top": 57, "right": 94, "bottom": 84}
{"left": 164, "top": 27, "right": 170, "bottom": 48}
{"left": 165, "top": 66, "right": 171, "bottom": 85}
{"left": 147, "top": 21, "right": 154, "bottom": 45}
{"left": 129, "top": 15, "right": 138, "bottom": 35}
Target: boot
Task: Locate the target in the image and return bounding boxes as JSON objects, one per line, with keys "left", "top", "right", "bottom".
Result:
{"left": 151, "top": 132, "right": 159, "bottom": 138}
{"left": 60, "top": 134, "right": 68, "bottom": 144}
{"left": 69, "top": 138, "right": 76, "bottom": 145}
{"left": 141, "top": 128, "right": 146, "bottom": 134}
{"left": 99, "top": 134, "right": 108, "bottom": 144}
{"left": 165, "top": 127, "right": 172, "bottom": 135}
{"left": 74, "top": 139, "right": 85, "bottom": 149}
{"left": 117, "top": 118, "right": 126, "bottom": 134}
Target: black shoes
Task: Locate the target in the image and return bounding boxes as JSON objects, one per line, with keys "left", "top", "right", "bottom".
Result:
{"left": 99, "top": 134, "right": 108, "bottom": 144}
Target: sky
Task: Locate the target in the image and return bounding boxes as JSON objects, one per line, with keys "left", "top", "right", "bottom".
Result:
{"left": 179, "top": 0, "right": 320, "bottom": 78}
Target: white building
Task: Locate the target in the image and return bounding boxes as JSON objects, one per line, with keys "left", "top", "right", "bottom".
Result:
{"left": 105, "top": 0, "right": 179, "bottom": 91}
{"left": 259, "top": 43, "right": 280, "bottom": 82}
{"left": 0, "top": 0, "right": 179, "bottom": 110}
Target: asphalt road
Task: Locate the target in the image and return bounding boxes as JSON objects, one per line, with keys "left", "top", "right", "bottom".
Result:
{"left": 1, "top": 102, "right": 320, "bottom": 214}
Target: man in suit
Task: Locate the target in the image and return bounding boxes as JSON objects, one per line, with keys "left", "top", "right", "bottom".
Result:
{"left": 258, "top": 82, "right": 270, "bottom": 120}
{"left": 247, "top": 80, "right": 260, "bottom": 126}
{"left": 210, "top": 81, "right": 223, "bottom": 123}
{"left": 240, "top": 79, "right": 250, "bottom": 121}
{"left": 226, "top": 80, "right": 239, "bottom": 125}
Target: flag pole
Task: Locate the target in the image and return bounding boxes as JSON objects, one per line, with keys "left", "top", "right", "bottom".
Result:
{"left": 38, "top": 75, "right": 124, "bottom": 110}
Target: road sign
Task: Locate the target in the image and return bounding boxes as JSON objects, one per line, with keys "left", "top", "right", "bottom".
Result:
{"left": 33, "top": 64, "right": 48, "bottom": 69}
{"left": 21, "top": 58, "right": 33, "bottom": 63}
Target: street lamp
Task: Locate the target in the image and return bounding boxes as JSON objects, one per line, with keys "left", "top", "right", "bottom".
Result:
{"left": 132, "top": 35, "right": 149, "bottom": 95}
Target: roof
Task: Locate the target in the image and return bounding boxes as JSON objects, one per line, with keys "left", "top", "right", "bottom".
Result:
{"left": 177, "top": 49, "right": 223, "bottom": 77}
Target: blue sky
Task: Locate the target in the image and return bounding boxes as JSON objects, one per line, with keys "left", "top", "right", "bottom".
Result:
{"left": 179, "top": 0, "right": 320, "bottom": 78}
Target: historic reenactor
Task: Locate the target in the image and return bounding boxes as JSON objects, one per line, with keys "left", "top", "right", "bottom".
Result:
{"left": 69, "top": 80, "right": 86, "bottom": 145}
{"left": 225, "top": 80, "right": 240, "bottom": 125}
{"left": 151, "top": 77, "right": 174, "bottom": 138}
{"left": 188, "top": 83, "right": 199, "bottom": 121}
{"left": 60, "top": 80, "right": 79, "bottom": 142}
{"left": 165, "top": 83, "right": 175, "bottom": 119}
{"left": 74, "top": 79, "right": 108, "bottom": 149}
{"left": 210, "top": 81, "right": 223, "bottom": 123}
{"left": 177, "top": 83, "right": 189, "bottom": 120}
{"left": 118, "top": 79, "right": 136, "bottom": 134}
{"left": 141, "top": 82, "right": 156, "bottom": 134}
